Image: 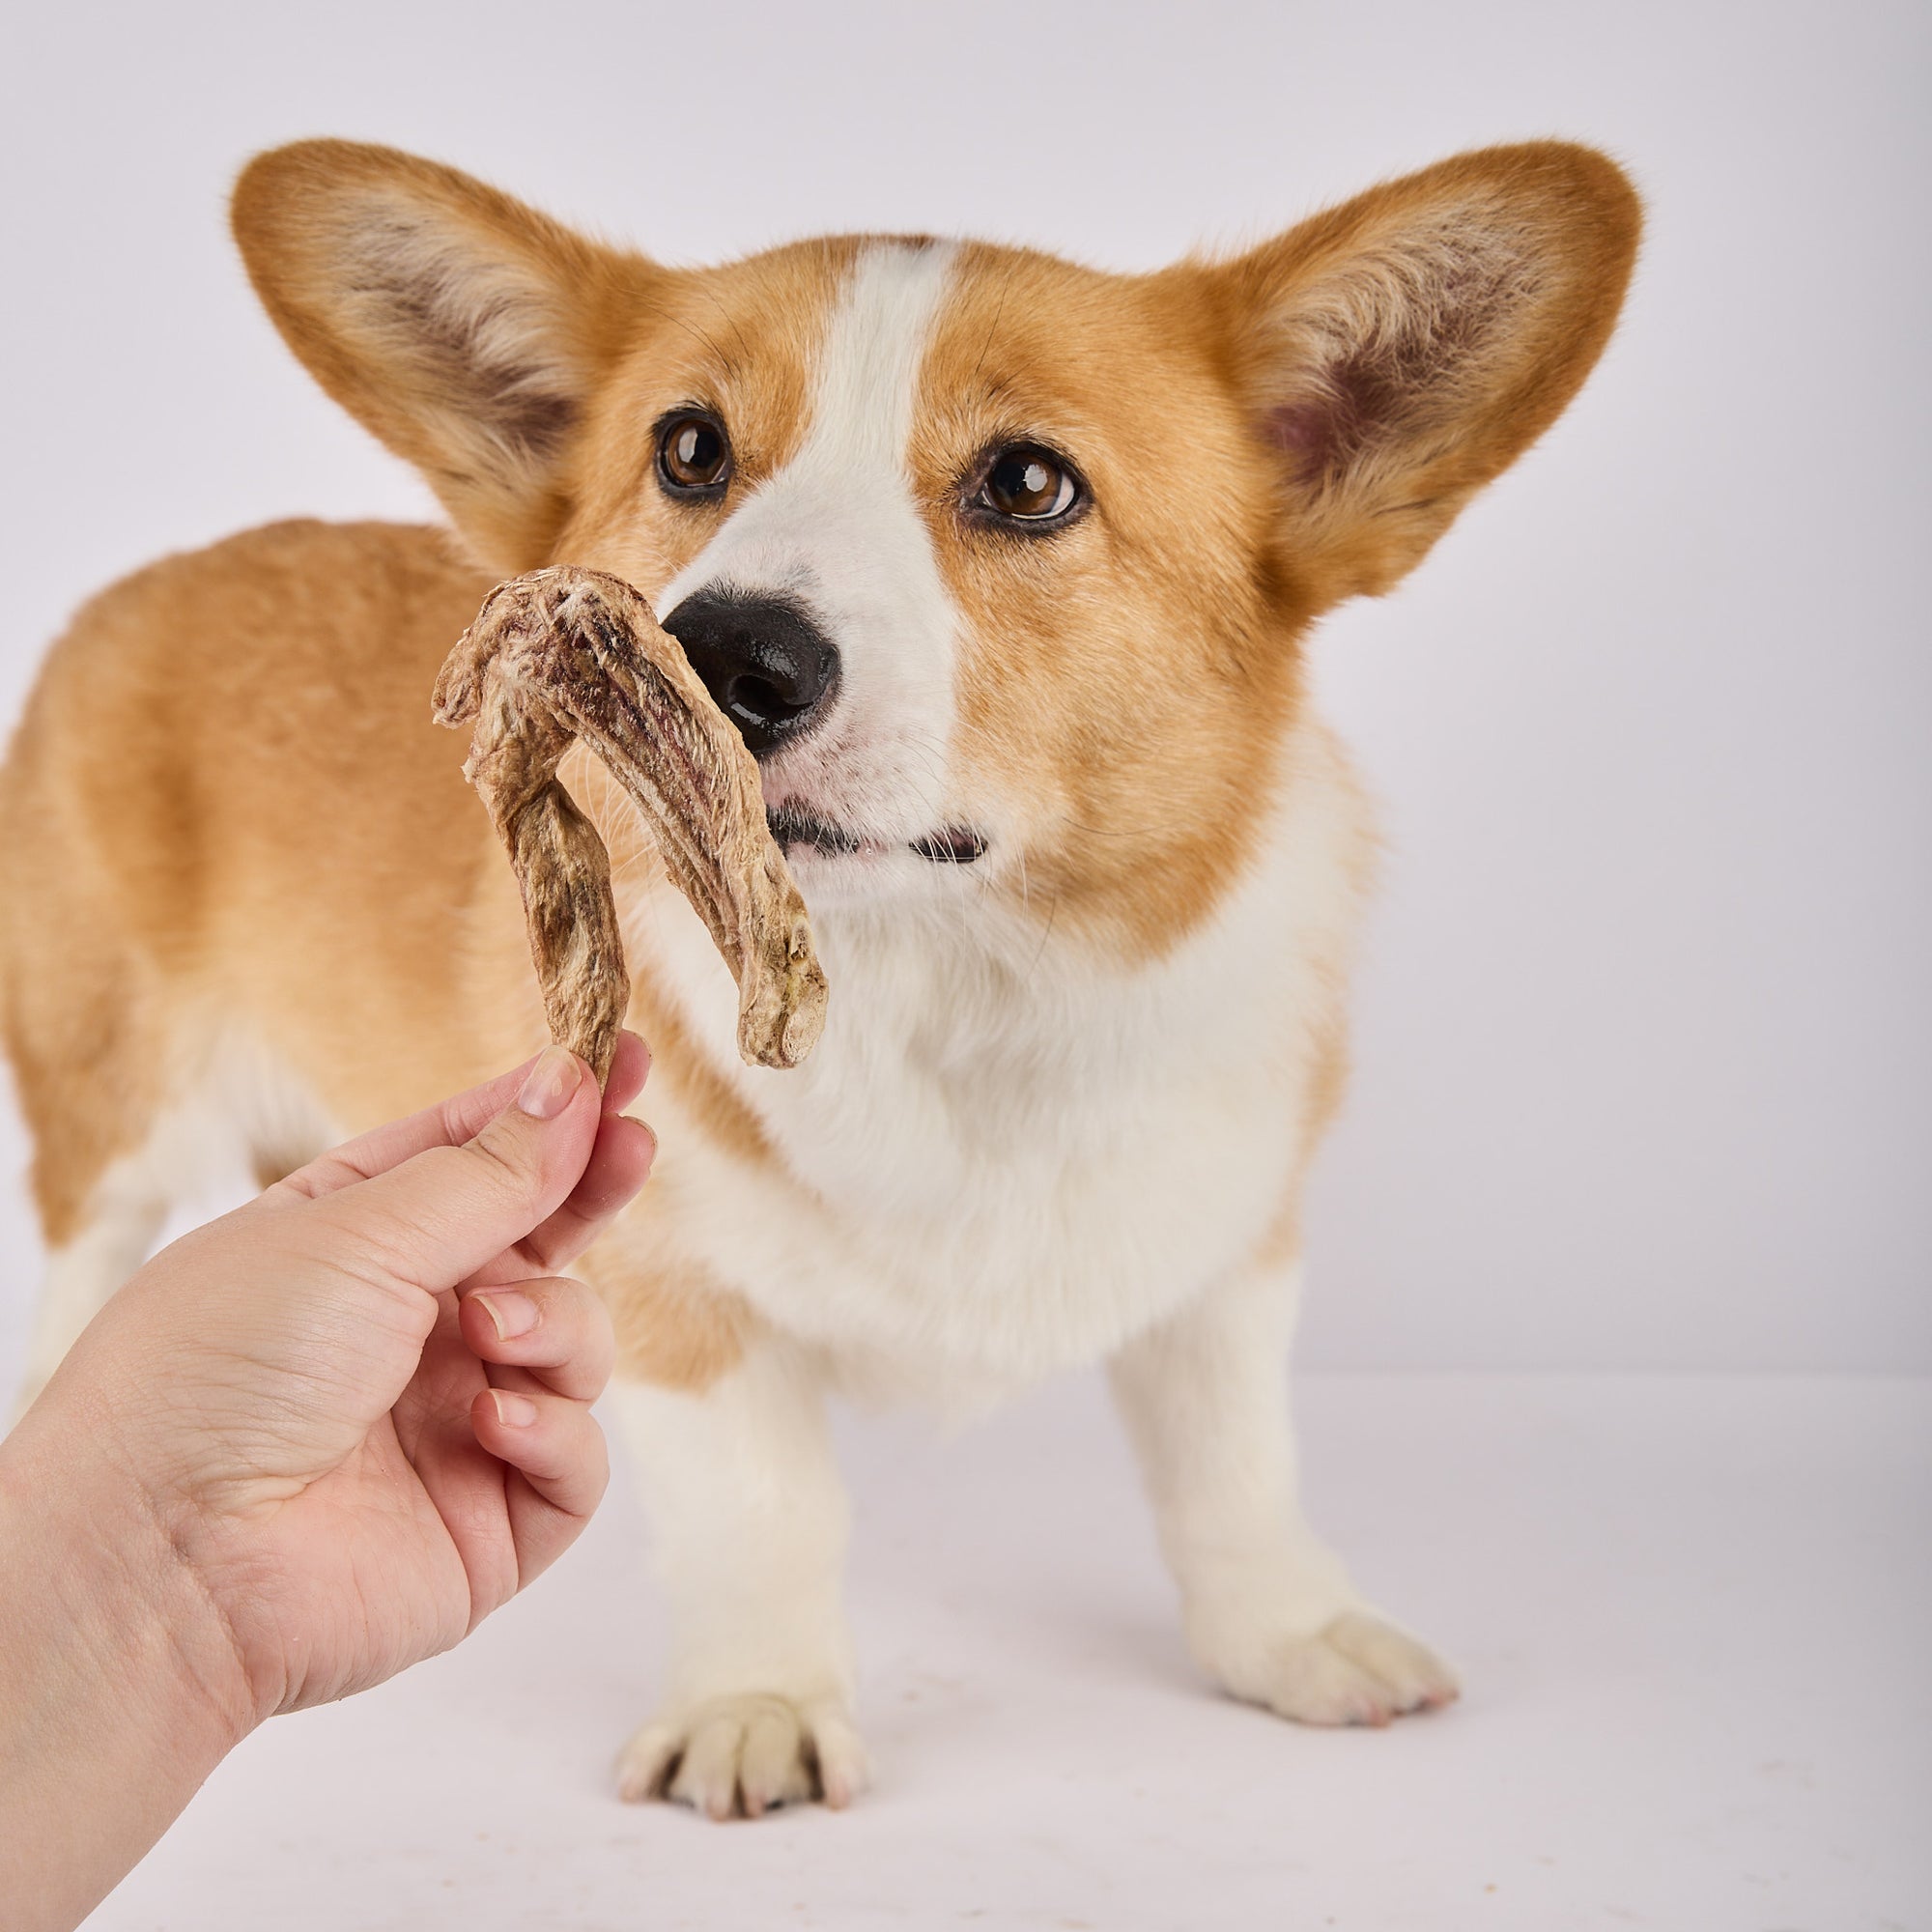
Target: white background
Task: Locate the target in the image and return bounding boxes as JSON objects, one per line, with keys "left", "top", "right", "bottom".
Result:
{"left": 2, "top": 0, "right": 1926, "bottom": 1374}
{"left": 3, "top": 9, "right": 1926, "bottom": 1928}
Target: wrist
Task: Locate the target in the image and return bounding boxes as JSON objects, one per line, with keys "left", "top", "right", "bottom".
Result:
{"left": 0, "top": 1394, "right": 256, "bottom": 1929}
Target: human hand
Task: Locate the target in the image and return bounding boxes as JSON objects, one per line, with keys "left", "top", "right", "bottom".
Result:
{"left": 0, "top": 1037, "right": 654, "bottom": 1929}
{"left": 6, "top": 1037, "right": 652, "bottom": 1723}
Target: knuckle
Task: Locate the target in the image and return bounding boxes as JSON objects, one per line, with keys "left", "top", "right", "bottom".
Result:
{"left": 464, "top": 1120, "right": 545, "bottom": 1197}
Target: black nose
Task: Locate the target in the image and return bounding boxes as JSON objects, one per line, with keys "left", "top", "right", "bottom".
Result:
{"left": 659, "top": 590, "right": 840, "bottom": 756}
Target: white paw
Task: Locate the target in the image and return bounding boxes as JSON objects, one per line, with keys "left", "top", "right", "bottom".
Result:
{"left": 1219, "top": 1609, "right": 1461, "bottom": 1727}
{"left": 617, "top": 1693, "right": 870, "bottom": 1819}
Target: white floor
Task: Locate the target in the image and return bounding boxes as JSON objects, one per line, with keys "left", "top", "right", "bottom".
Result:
{"left": 50, "top": 1371, "right": 1925, "bottom": 1931}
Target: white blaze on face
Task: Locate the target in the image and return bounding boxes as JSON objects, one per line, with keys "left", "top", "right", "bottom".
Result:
{"left": 655, "top": 242, "right": 962, "bottom": 848}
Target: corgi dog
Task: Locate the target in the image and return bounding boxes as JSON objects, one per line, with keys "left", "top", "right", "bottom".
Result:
{"left": 0, "top": 138, "right": 1638, "bottom": 1816}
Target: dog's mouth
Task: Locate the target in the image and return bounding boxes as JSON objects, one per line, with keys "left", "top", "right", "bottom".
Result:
{"left": 767, "top": 805, "right": 865, "bottom": 857}
{"left": 766, "top": 805, "right": 985, "bottom": 867}
{"left": 908, "top": 826, "right": 987, "bottom": 865}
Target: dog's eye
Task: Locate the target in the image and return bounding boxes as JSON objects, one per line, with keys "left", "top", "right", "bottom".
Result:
{"left": 657, "top": 412, "right": 732, "bottom": 496}
{"left": 976, "top": 445, "right": 1080, "bottom": 523}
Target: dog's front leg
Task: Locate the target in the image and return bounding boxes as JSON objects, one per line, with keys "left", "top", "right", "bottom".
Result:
{"left": 1108, "top": 1260, "right": 1460, "bottom": 1726}
{"left": 605, "top": 1336, "right": 867, "bottom": 1816}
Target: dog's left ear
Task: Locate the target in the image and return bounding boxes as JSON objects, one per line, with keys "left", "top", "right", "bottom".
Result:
{"left": 1208, "top": 142, "right": 1641, "bottom": 601}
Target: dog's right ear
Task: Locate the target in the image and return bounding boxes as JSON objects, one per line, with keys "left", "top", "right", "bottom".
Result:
{"left": 233, "top": 140, "right": 651, "bottom": 571}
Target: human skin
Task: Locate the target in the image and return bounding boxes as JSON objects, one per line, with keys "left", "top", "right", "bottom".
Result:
{"left": 0, "top": 1036, "right": 654, "bottom": 1932}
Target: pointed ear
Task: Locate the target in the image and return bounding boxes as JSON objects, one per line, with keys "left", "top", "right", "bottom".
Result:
{"left": 232, "top": 140, "right": 652, "bottom": 570}
{"left": 1208, "top": 142, "right": 1641, "bottom": 601}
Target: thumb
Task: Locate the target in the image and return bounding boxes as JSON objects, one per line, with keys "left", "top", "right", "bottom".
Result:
{"left": 315, "top": 1047, "right": 602, "bottom": 1293}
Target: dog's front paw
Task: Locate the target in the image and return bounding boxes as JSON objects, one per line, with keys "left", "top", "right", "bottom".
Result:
{"left": 617, "top": 1692, "right": 869, "bottom": 1819}
{"left": 1209, "top": 1608, "right": 1461, "bottom": 1727}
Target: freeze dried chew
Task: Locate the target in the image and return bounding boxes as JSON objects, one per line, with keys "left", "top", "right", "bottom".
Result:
{"left": 433, "top": 566, "right": 829, "bottom": 1083}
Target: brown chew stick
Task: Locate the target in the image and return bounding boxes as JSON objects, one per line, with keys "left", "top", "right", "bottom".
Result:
{"left": 432, "top": 566, "right": 829, "bottom": 1084}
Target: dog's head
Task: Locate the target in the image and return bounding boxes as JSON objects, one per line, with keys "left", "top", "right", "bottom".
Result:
{"left": 235, "top": 141, "right": 1637, "bottom": 957}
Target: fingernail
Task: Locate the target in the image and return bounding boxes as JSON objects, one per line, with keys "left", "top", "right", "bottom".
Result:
{"left": 626, "top": 1117, "right": 659, "bottom": 1165}
{"left": 517, "top": 1045, "right": 582, "bottom": 1121}
{"left": 473, "top": 1288, "right": 539, "bottom": 1339}
{"left": 491, "top": 1388, "right": 538, "bottom": 1428}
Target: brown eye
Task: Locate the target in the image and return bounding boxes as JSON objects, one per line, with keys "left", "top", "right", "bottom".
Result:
{"left": 977, "top": 444, "right": 1080, "bottom": 523}
{"left": 657, "top": 412, "right": 731, "bottom": 495}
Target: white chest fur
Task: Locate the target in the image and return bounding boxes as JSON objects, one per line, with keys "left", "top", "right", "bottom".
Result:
{"left": 616, "top": 721, "right": 1369, "bottom": 1401}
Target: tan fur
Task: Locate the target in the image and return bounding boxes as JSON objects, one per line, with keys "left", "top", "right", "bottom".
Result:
{"left": 1213, "top": 142, "right": 1642, "bottom": 606}
{"left": 583, "top": 1242, "right": 756, "bottom": 1392}
{"left": 911, "top": 144, "right": 1638, "bottom": 967}
{"left": 913, "top": 246, "right": 1309, "bottom": 959}
{"left": 233, "top": 144, "right": 656, "bottom": 574}
{"left": 0, "top": 139, "right": 1639, "bottom": 1397}
{"left": 3, "top": 523, "right": 481, "bottom": 1226}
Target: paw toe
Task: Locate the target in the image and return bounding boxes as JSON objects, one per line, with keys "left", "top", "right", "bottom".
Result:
{"left": 615, "top": 1722, "right": 678, "bottom": 1804}
{"left": 1324, "top": 1609, "right": 1462, "bottom": 1714}
{"left": 806, "top": 1705, "right": 871, "bottom": 1809}
{"left": 670, "top": 1710, "right": 753, "bottom": 1820}
{"left": 738, "top": 1703, "right": 812, "bottom": 1817}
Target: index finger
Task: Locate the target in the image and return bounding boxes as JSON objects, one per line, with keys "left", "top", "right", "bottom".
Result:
{"left": 277, "top": 1033, "right": 651, "bottom": 1201}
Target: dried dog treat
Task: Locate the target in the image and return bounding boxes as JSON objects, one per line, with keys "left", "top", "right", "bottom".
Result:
{"left": 433, "top": 566, "right": 829, "bottom": 1084}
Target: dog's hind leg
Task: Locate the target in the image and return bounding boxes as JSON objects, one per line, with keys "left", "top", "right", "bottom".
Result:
{"left": 11, "top": 996, "right": 177, "bottom": 1424}
{"left": 1, "top": 671, "right": 175, "bottom": 1417}
{"left": 18, "top": 1158, "right": 172, "bottom": 1419}
{"left": 10, "top": 1023, "right": 335, "bottom": 1423}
